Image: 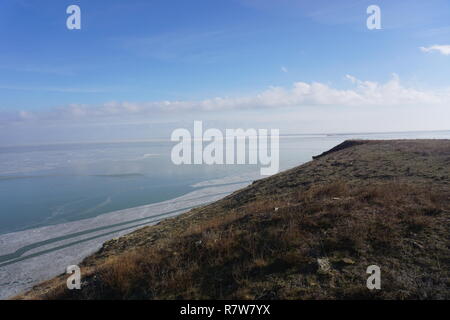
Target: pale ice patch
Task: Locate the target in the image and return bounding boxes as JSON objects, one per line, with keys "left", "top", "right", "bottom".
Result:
{"left": 0, "top": 177, "right": 252, "bottom": 299}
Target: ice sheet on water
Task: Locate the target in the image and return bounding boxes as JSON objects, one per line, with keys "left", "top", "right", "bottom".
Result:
{"left": 0, "top": 176, "right": 251, "bottom": 299}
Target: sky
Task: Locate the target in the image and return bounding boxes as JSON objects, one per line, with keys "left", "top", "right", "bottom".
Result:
{"left": 1, "top": 0, "right": 450, "bottom": 145}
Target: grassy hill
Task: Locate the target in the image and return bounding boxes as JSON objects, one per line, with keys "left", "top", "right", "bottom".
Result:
{"left": 17, "top": 140, "right": 450, "bottom": 300}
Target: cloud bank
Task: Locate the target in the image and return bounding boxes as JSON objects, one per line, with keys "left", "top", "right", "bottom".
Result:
{"left": 5, "top": 74, "right": 450, "bottom": 125}
{"left": 420, "top": 45, "right": 450, "bottom": 56}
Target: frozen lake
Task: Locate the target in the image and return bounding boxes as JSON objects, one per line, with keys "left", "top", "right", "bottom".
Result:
{"left": 1, "top": 131, "right": 450, "bottom": 298}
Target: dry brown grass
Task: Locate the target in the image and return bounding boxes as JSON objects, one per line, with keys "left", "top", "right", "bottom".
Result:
{"left": 42, "top": 181, "right": 449, "bottom": 300}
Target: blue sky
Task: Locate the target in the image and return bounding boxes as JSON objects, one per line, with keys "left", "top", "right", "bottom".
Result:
{"left": 1, "top": 0, "right": 450, "bottom": 144}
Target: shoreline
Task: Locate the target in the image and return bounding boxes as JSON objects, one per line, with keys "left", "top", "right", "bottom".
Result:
{"left": 0, "top": 175, "right": 256, "bottom": 299}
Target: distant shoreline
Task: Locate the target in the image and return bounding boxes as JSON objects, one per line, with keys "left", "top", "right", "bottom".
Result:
{"left": 1, "top": 129, "right": 449, "bottom": 148}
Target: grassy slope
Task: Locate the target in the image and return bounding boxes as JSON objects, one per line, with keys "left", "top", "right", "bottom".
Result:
{"left": 17, "top": 140, "right": 450, "bottom": 299}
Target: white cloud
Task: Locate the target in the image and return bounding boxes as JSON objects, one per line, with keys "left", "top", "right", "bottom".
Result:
{"left": 8, "top": 74, "right": 450, "bottom": 123}
{"left": 420, "top": 45, "right": 450, "bottom": 56}
{"left": 281, "top": 66, "right": 288, "bottom": 73}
